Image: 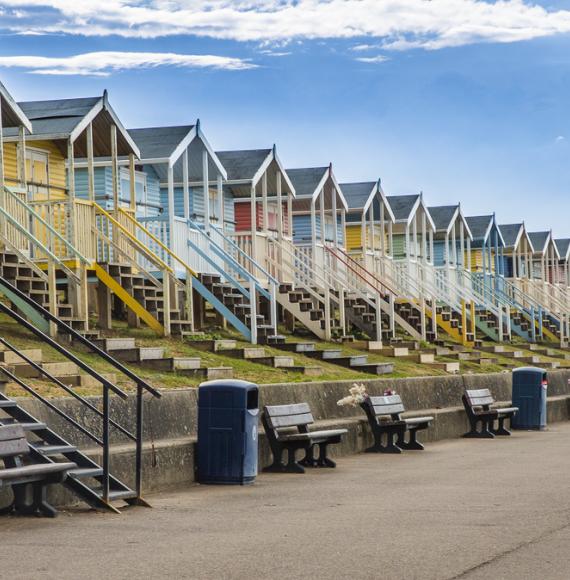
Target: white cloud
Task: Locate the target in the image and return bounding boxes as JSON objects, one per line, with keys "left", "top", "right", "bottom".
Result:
{"left": 1, "top": 1, "right": 570, "bottom": 51}
{"left": 0, "top": 51, "right": 257, "bottom": 75}
{"left": 555, "top": 135, "right": 566, "bottom": 143}
{"left": 355, "top": 55, "right": 390, "bottom": 64}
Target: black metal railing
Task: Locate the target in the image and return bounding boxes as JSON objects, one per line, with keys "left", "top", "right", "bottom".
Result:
{"left": 0, "top": 276, "right": 161, "bottom": 503}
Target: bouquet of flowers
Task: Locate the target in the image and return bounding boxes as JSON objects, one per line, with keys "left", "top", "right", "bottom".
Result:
{"left": 337, "top": 383, "right": 369, "bottom": 407}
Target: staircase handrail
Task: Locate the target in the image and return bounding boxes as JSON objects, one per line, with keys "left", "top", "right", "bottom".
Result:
{"left": 188, "top": 219, "right": 273, "bottom": 300}
{"left": 0, "top": 274, "right": 160, "bottom": 503}
{"left": 332, "top": 247, "right": 399, "bottom": 297}
{"left": 0, "top": 205, "right": 81, "bottom": 283}
{"left": 3, "top": 185, "right": 91, "bottom": 266}
{"left": 278, "top": 241, "right": 342, "bottom": 308}
{"left": 210, "top": 224, "right": 279, "bottom": 286}
{"left": 94, "top": 203, "right": 173, "bottom": 275}
{"left": 119, "top": 208, "right": 197, "bottom": 278}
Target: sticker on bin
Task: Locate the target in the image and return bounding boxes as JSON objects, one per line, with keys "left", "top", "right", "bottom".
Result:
{"left": 252, "top": 425, "right": 257, "bottom": 441}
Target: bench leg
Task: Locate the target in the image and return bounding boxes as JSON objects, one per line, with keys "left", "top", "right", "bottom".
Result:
{"left": 263, "top": 447, "right": 306, "bottom": 474}
{"left": 398, "top": 428, "right": 425, "bottom": 451}
{"left": 11, "top": 482, "right": 56, "bottom": 517}
{"left": 491, "top": 416, "right": 511, "bottom": 436}
{"left": 365, "top": 430, "right": 403, "bottom": 454}
{"left": 300, "top": 443, "right": 337, "bottom": 468}
{"left": 462, "top": 418, "right": 495, "bottom": 439}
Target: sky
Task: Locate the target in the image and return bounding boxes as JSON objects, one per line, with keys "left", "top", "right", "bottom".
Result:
{"left": 0, "top": 0, "right": 569, "bottom": 237}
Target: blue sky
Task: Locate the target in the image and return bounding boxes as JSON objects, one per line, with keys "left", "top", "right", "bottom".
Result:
{"left": 0, "top": 1, "right": 569, "bottom": 235}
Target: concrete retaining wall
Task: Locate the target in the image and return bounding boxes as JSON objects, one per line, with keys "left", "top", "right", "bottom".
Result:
{"left": 7, "top": 370, "right": 570, "bottom": 506}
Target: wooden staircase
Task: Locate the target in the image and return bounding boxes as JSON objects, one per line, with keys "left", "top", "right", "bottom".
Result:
{"left": 0, "top": 249, "right": 87, "bottom": 332}
{"left": 96, "top": 263, "right": 193, "bottom": 336}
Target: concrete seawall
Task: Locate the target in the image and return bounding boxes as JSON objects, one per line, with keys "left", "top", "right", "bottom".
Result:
{"left": 9, "top": 369, "right": 570, "bottom": 506}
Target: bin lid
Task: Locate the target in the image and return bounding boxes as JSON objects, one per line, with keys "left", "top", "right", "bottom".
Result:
{"left": 199, "top": 379, "right": 258, "bottom": 392}
{"left": 198, "top": 379, "right": 258, "bottom": 408}
{"left": 513, "top": 367, "right": 547, "bottom": 375}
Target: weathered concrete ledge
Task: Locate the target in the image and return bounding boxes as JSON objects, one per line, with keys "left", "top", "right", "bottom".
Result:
{"left": 6, "top": 369, "right": 570, "bottom": 506}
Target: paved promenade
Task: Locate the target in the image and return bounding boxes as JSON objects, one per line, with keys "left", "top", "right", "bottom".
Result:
{"left": 2, "top": 424, "right": 570, "bottom": 579}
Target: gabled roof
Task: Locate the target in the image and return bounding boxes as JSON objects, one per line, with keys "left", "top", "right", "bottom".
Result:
{"left": 216, "top": 146, "right": 295, "bottom": 196}
{"left": 427, "top": 205, "right": 457, "bottom": 232}
{"left": 129, "top": 122, "right": 227, "bottom": 180}
{"left": 0, "top": 80, "right": 32, "bottom": 132}
{"left": 216, "top": 149, "right": 272, "bottom": 181}
{"left": 498, "top": 223, "right": 523, "bottom": 249}
{"left": 555, "top": 238, "right": 570, "bottom": 261}
{"left": 465, "top": 214, "right": 504, "bottom": 247}
{"left": 387, "top": 194, "right": 419, "bottom": 222}
{"left": 287, "top": 165, "right": 348, "bottom": 211}
{"left": 386, "top": 194, "right": 436, "bottom": 230}
{"left": 129, "top": 125, "right": 194, "bottom": 160}
{"left": 528, "top": 231, "right": 557, "bottom": 257}
{"left": 4, "top": 91, "right": 139, "bottom": 158}
{"left": 287, "top": 167, "right": 329, "bottom": 198}
{"left": 338, "top": 180, "right": 395, "bottom": 222}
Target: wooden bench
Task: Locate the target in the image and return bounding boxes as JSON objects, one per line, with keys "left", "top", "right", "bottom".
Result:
{"left": 0, "top": 424, "right": 76, "bottom": 517}
{"left": 261, "top": 403, "right": 347, "bottom": 473}
{"left": 361, "top": 395, "right": 433, "bottom": 453}
{"left": 462, "top": 389, "right": 518, "bottom": 438}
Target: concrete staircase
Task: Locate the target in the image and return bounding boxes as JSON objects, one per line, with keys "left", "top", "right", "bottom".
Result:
{"left": 90, "top": 337, "right": 233, "bottom": 380}
{"left": 187, "top": 338, "right": 323, "bottom": 376}
{"left": 0, "top": 346, "right": 119, "bottom": 389}
{"left": 263, "top": 336, "right": 394, "bottom": 376}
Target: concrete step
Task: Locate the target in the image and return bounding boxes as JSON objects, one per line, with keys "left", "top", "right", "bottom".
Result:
{"left": 404, "top": 353, "right": 435, "bottom": 364}
{"left": 350, "top": 362, "right": 394, "bottom": 375}
{"left": 369, "top": 345, "right": 409, "bottom": 357}
{"left": 428, "top": 361, "right": 460, "bottom": 373}
{"left": 140, "top": 357, "right": 202, "bottom": 372}
{"left": 277, "top": 342, "right": 317, "bottom": 353}
{"left": 255, "top": 356, "right": 295, "bottom": 368}
{"left": 91, "top": 338, "right": 137, "bottom": 351}
{"left": 0, "top": 349, "right": 43, "bottom": 365}
{"left": 111, "top": 347, "right": 166, "bottom": 363}
{"left": 185, "top": 339, "right": 238, "bottom": 352}
{"left": 11, "top": 361, "right": 79, "bottom": 378}
{"left": 221, "top": 347, "right": 266, "bottom": 360}
{"left": 54, "top": 373, "right": 119, "bottom": 388}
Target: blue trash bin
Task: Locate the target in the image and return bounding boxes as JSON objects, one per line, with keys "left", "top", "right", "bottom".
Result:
{"left": 197, "top": 379, "right": 259, "bottom": 485}
{"left": 511, "top": 367, "right": 548, "bottom": 430}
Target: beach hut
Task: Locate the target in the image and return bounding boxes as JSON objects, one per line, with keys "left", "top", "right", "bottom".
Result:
{"left": 341, "top": 179, "right": 395, "bottom": 275}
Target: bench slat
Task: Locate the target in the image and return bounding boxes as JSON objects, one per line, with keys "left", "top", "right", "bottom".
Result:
{"left": 269, "top": 412, "right": 314, "bottom": 429}
{"left": 369, "top": 395, "right": 405, "bottom": 416}
{"left": 0, "top": 462, "right": 77, "bottom": 481}
{"left": 264, "top": 403, "right": 311, "bottom": 417}
{"left": 466, "top": 389, "right": 492, "bottom": 398}
{"left": 468, "top": 396, "right": 494, "bottom": 406}
{"left": 0, "top": 424, "right": 26, "bottom": 442}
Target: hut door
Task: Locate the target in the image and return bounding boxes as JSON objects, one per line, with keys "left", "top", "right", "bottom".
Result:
{"left": 25, "top": 149, "right": 49, "bottom": 201}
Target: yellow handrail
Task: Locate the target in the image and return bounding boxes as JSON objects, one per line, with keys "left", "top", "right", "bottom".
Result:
{"left": 118, "top": 208, "right": 197, "bottom": 278}
{"left": 93, "top": 203, "right": 174, "bottom": 274}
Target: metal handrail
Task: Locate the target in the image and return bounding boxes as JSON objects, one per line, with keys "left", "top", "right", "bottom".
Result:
{"left": 0, "top": 274, "right": 160, "bottom": 501}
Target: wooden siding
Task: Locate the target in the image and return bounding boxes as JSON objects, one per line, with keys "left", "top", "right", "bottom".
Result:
{"left": 234, "top": 201, "right": 290, "bottom": 233}
{"left": 3, "top": 140, "right": 67, "bottom": 200}
{"left": 346, "top": 224, "right": 362, "bottom": 251}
